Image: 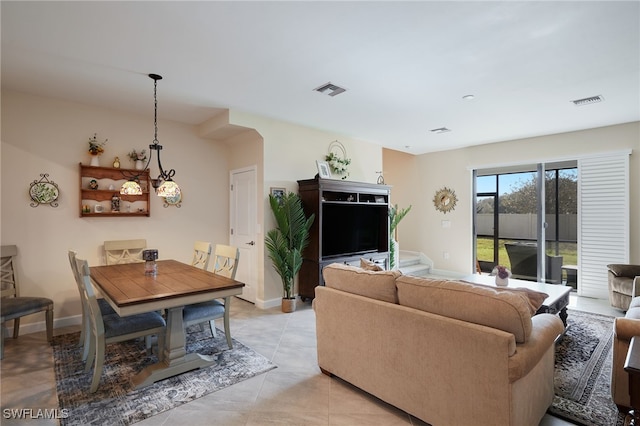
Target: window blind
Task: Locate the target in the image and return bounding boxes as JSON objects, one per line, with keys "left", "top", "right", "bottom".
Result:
{"left": 578, "top": 153, "right": 629, "bottom": 298}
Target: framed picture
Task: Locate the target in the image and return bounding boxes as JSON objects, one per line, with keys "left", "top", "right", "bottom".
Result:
{"left": 270, "top": 187, "right": 286, "bottom": 202}
{"left": 316, "top": 160, "right": 332, "bottom": 179}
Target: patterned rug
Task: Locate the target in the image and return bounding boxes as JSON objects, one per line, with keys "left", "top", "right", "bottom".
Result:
{"left": 53, "top": 326, "right": 276, "bottom": 426}
{"left": 549, "top": 309, "right": 625, "bottom": 426}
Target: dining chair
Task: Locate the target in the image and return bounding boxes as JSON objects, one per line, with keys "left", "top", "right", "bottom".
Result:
{"left": 68, "top": 250, "right": 116, "bottom": 361}
{"left": 183, "top": 244, "right": 239, "bottom": 349}
{"left": 104, "top": 239, "right": 147, "bottom": 265}
{"left": 191, "top": 241, "right": 212, "bottom": 270}
{"left": 1, "top": 245, "right": 53, "bottom": 359}
{"left": 74, "top": 256, "right": 166, "bottom": 393}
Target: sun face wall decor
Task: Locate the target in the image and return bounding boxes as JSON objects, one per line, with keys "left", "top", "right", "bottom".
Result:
{"left": 433, "top": 187, "right": 457, "bottom": 213}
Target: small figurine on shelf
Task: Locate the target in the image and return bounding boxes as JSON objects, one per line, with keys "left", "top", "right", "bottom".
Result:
{"left": 89, "top": 179, "right": 98, "bottom": 190}
{"left": 113, "top": 157, "right": 120, "bottom": 168}
{"left": 111, "top": 193, "right": 121, "bottom": 212}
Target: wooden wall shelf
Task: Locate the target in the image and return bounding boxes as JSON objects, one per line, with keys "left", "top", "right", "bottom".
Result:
{"left": 79, "top": 163, "right": 150, "bottom": 217}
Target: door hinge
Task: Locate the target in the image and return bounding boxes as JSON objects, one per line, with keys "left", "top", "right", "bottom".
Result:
{"left": 231, "top": 228, "right": 234, "bottom": 235}
{"left": 230, "top": 184, "right": 234, "bottom": 191}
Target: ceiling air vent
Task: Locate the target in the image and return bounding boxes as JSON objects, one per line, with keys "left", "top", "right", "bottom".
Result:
{"left": 571, "top": 95, "right": 604, "bottom": 106}
{"left": 313, "top": 82, "right": 347, "bottom": 97}
{"left": 430, "top": 127, "right": 451, "bottom": 134}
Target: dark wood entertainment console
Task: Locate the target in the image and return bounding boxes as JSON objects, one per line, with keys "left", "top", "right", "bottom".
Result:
{"left": 297, "top": 178, "right": 391, "bottom": 301}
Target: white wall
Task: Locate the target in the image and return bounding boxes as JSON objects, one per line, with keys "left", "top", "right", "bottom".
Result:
{"left": 384, "top": 122, "right": 640, "bottom": 275}
{"left": 229, "top": 111, "right": 384, "bottom": 305}
{"left": 1, "top": 90, "right": 230, "bottom": 328}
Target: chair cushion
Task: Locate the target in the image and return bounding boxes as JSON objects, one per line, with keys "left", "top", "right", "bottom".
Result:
{"left": 322, "top": 263, "right": 401, "bottom": 304}
{"left": 102, "top": 311, "right": 165, "bottom": 338}
{"left": 0, "top": 297, "right": 53, "bottom": 322}
{"left": 97, "top": 298, "right": 115, "bottom": 315}
{"left": 183, "top": 300, "right": 225, "bottom": 323}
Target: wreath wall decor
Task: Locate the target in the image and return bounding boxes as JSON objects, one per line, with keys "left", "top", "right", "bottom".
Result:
{"left": 433, "top": 187, "right": 457, "bottom": 214}
{"left": 325, "top": 140, "right": 351, "bottom": 180}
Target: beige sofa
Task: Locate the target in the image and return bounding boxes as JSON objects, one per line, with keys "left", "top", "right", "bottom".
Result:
{"left": 314, "top": 263, "right": 565, "bottom": 426}
{"left": 612, "top": 297, "right": 640, "bottom": 409}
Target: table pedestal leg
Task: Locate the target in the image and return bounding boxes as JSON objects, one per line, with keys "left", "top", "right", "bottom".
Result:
{"left": 131, "top": 306, "right": 217, "bottom": 388}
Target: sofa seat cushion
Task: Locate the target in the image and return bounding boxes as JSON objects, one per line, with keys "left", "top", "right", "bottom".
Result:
{"left": 396, "top": 275, "right": 533, "bottom": 343}
{"left": 322, "top": 263, "right": 402, "bottom": 304}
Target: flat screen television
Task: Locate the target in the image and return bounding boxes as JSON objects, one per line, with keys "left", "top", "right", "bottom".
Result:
{"left": 321, "top": 203, "right": 388, "bottom": 258}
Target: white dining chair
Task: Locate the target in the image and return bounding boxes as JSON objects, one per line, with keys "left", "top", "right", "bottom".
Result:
{"left": 74, "top": 256, "right": 166, "bottom": 393}
{"left": 68, "top": 250, "right": 116, "bottom": 361}
{"left": 182, "top": 244, "right": 239, "bottom": 349}
{"left": 104, "top": 239, "right": 147, "bottom": 265}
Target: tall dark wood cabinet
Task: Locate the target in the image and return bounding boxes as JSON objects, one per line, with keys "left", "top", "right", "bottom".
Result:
{"left": 297, "top": 178, "right": 391, "bottom": 301}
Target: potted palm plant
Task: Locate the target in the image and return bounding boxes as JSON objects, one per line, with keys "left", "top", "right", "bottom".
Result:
{"left": 389, "top": 204, "right": 412, "bottom": 269}
{"left": 265, "top": 191, "right": 315, "bottom": 313}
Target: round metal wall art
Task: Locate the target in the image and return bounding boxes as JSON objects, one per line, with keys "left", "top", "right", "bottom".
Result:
{"left": 29, "top": 174, "right": 59, "bottom": 208}
{"left": 433, "top": 187, "right": 457, "bottom": 213}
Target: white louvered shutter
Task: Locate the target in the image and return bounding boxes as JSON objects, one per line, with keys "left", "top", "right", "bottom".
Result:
{"left": 578, "top": 153, "right": 630, "bottom": 298}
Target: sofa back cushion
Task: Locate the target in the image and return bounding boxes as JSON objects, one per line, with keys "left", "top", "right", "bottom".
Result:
{"left": 396, "top": 275, "right": 533, "bottom": 343}
{"left": 322, "top": 263, "right": 401, "bottom": 304}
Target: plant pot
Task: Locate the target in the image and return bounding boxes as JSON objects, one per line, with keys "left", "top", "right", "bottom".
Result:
{"left": 495, "top": 276, "right": 509, "bottom": 287}
{"left": 135, "top": 160, "right": 144, "bottom": 170}
{"left": 90, "top": 155, "right": 100, "bottom": 167}
{"left": 281, "top": 297, "right": 296, "bottom": 313}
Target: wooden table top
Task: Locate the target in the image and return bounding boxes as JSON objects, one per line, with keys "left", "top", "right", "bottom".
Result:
{"left": 90, "top": 259, "right": 244, "bottom": 308}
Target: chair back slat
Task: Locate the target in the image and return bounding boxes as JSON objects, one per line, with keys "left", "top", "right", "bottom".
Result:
{"left": 104, "top": 239, "right": 147, "bottom": 265}
{"left": 191, "top": 241, "right": 212, "bottom": 270}
{"left": 75, "top": 256, "right": 106, "bottom": 338}
{"left": 1, "top": 246, "right": 18, "bottom": 298}
{"left": 213, "top": 244, "right": 239, "bottom": 279}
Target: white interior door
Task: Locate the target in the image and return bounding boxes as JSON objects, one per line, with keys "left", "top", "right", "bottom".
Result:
{"left": 230, "top": 166, "right": 257, "bottom": 303}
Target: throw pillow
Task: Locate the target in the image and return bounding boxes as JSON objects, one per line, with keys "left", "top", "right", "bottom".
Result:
{"left": 360, "top": 258, "right": 383, "bottom": 271}
{"left": 491, "top": 286, "right": 549, "bottom": 315}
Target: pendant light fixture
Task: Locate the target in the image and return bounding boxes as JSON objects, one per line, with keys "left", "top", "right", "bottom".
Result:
{"left": 121, "top": 74, "right": 180, "bottom": 198}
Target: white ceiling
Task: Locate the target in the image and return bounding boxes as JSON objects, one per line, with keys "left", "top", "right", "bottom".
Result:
{"left": 2, "top": 1, "right": 639, "bottom": 155}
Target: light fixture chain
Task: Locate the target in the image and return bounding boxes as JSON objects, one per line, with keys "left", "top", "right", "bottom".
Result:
{"left": 154, "top": 78, "right": 159, "bottom": 143}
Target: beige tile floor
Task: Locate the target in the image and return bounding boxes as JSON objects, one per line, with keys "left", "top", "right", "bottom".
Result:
{"left": 0, "top": 293, "right": 624, "bottom": 426}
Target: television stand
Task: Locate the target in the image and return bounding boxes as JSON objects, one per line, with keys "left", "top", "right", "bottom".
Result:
{"left": 297, "top": 178, "right": 391, "bottom": 301}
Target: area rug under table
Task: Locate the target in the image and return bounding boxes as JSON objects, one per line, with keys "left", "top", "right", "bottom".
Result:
{"left": 53, "top": 326, "right": 276, "bottom": 426}
{"left": 549, "top": 309, "right": 625, "bottom": 426}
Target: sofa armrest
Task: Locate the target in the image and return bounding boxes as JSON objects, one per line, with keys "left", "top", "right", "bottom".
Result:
{"left": 507, "top": 313, "right": 564, "bottom": 382}
{"left": 615, "top": 317, "right": 640, "bottom": 342}
{"left": 608, "top": 264, "right": 640, "bottom": 278}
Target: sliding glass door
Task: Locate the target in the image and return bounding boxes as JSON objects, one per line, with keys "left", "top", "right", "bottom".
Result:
{"left": 474, "top": 163, "right": 577, "bottom": 285}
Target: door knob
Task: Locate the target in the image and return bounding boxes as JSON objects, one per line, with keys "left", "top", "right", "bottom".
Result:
{"left": 246, "top": 241, "right": 255, "bottom": 246}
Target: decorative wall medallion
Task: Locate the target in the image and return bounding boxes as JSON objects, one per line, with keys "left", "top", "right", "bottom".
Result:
{"left": 29, "top": 174, "right": 59, "bottom": 208}
{"left": 433, "top": 187, "right": 457, "bottom": 213}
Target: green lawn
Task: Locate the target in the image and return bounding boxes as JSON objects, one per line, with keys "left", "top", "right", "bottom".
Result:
{"left": 476, "top": 238, "right": 577, "bottom": 270}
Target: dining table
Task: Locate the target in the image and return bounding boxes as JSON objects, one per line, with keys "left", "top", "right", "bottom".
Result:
{"left": 89, "top": 259, "right": 245, "bottom": 388}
